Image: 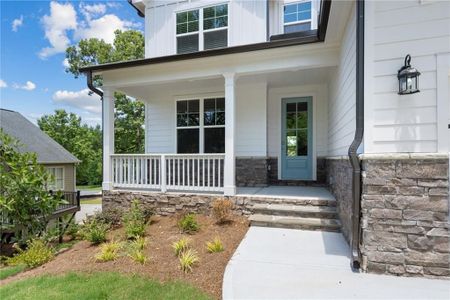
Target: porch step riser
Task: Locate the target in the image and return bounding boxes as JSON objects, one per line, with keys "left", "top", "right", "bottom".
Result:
{"left": 250, "top": 221, "right": 341, "bottom": 232}
{"left": 251, "top": 208, "right": 338, "bottom": 219}
{"left": 246, "top": 198, "right": 336, "bottom": 207}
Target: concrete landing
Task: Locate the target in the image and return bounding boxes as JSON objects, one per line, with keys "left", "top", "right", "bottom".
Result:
{"left": 223, "top": 227, "right": 450, "bottom": 299}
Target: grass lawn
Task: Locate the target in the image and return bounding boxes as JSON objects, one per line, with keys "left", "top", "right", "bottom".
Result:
{"left": 0, "top": 265, "right": 27, "bottom": 280}
{"left": 80, "top": 197, "right": 102, "bottom": 205}
{"left": 0, "top": 272, "right": 212, "bottom": 300}
{"left": 76, "top": 185, "right": 101, "bottom": 191}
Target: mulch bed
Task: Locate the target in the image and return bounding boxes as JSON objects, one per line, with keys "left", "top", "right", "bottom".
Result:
{"left": 0, "top": 214, "right": 249, "bottom": 299}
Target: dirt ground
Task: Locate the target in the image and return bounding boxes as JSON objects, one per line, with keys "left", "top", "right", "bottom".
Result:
{"left": 0, "top": 215, "right": 249, "bottom": 299}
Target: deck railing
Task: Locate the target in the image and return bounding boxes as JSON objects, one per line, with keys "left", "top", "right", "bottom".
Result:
{"left": 111, "top": 154, "right": 225, "bottom": 192}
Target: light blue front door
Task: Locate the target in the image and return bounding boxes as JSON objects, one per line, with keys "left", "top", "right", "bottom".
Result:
{"left": 281, "top": 97, "right": 313, "bottom": 180}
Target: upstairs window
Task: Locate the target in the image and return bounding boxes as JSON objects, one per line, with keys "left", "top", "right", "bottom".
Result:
{"left": 283, "top": 1, "right": 312, "bottom": 33}
{"left": 176, "top": 4, "right": 228, "bottom": 54}
{"left": 176, "top": 10, "right": 200, "bottom": 54}
{"left": 203, "top": 4, "right": 228, "bottom": 50}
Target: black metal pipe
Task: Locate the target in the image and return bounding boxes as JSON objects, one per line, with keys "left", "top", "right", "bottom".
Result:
{"left": 348, "top": 0, "right": 364, "bottom": 269}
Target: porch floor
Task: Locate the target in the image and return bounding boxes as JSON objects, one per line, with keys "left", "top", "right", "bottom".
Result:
{"left": 236, "top": 186, "right": 335, "bottom": 201}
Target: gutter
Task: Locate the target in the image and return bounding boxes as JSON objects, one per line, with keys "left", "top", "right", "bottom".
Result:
{"left": 348, "top": 0, "right": 364, "bottom": 269}
{"left": 128, "top": 0, "right": 145, "bottom": 18}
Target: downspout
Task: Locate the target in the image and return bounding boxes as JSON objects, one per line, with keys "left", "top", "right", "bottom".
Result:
{"left": 348, "top": 0, "right": 364, "bottom": 269}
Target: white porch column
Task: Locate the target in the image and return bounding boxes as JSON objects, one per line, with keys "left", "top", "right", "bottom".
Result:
{"left": 102, "top": 88, "right": 115, "bottom": 191}
{"left": 223, "top": 73, "right": 236, "bottom": 196}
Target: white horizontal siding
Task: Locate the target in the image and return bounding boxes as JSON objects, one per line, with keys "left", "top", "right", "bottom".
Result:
{"left": 365, "top": 0, "right": 450, "bottom": 153}
{"left": 327, "top": 3, "right": 356, "bottom": 156}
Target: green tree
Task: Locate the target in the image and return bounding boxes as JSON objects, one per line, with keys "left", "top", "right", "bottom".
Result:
{"left": 66, "top": 30, "right": 145, "bottom": 153}
{"left": 37, "top": 110, "right": 101, "bottom": 185}
{"left": 0, "top": 130, "right": 61, "bottom": 242}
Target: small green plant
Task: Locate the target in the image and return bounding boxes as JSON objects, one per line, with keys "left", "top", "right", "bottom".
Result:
{"left": 130, "top": 237, "right": 147, "bottom": 251}
{"left": 122, "top": 200, "right": 147, "bottom": 239}
{"left": 128, "top": 249, "right": 147, "bottom": 265}
{"left": 172, "top": 237, "right": 191, "bottom": 257}
{"left": 95, "top": 241, "right": 122, "bottom": 262}
{"left": 211, "top": 198, "right": 234, "bottom": 224}
{"left": 206, "top": 237, "right": 224, "bottom": 253}
{"left": 177, "top": 213, "right": 200, "bottom": 234}
{"left": 80, "top": 218, "right": 109, "bottom": 245}
{"left": 6, "top": 239, "right": 54, "bottom": 268}
{"left": 179, "top": 249, "right": 199, "bottom": 273}
{"left": 66, "top": 222, "right": 80, "bottom": 240}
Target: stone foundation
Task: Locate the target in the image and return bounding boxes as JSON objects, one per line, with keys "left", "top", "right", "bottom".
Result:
{"left": 325, "top": 157, "right": 353, "bottom": 243}
{"left": 360, "top": 154, "right": 449, "bottom": 278}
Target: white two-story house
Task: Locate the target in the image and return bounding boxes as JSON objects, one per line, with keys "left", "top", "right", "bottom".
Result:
{"left": 80, "top": 0, "right": 450, "bottom": 277}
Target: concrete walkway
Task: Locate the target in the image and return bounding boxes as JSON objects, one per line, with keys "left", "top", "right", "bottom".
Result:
{"left": 75, "top": 204, "right": 101, "bottom": 224}
{"left": 223, "top": 227, "right": 450, "bottom": 299}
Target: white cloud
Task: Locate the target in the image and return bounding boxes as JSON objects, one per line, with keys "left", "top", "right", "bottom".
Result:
{"left": 79, "top": 3, "right": 106, "bottom": 20}
{"left": 13, "top": 81, "right": 36, "bottom": 91}
{"left": 75, "top": 14, "right": 139, "bottom": 44}
{"left": 39, "top": 1, "right": 77, "bottom": 59}
{"left": 52, "top": 88, "right": 101, "bottom": 114}
{"left": 12, "top": 15, "right": 24, "bottom": 32}
{"left": 0, "top": 79, "right": 7, "bottom": 88}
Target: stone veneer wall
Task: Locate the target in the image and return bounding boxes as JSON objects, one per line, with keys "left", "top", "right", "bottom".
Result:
{"left": 360, "top": 154, "right": 449, "bottom": 278}
{"left": 236, "top": 157, "right": 268, "bottom": 187}
{"left": 325, "top": 157, "right": 353, "bottom": 244}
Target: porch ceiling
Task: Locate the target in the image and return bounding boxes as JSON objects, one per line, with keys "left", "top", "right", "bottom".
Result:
{"left": 116, "top": 66, "right": 335, "bottom": 100}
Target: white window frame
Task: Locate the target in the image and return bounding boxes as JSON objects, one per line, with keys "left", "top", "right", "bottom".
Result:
{"left": 175, "top": 95, "right": 225, "bottom": 154}
{"left": 175, "top": 2, "right": 229, "bottom": 53}
{"left": 283, "top": 0, "right": 312, "bottom": 26}
{"left": 46, "top": 166, "right": 65, "bottom": 191}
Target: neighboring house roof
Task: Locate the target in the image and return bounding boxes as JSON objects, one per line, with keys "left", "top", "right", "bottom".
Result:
{"left": 0, "top": 109, "right": 80, "bottom": 164}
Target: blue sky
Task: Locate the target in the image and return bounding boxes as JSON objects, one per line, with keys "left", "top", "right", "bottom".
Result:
{"left": 0, "top": 0, "right": 143, "bottom": 126}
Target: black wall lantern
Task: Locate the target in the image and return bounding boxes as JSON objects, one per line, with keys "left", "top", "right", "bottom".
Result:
{"left": 398, "top": 54, "right": 421, "bottom": 95}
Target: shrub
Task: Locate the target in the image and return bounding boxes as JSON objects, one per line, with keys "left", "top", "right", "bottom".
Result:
{"left": 92, "top": 208, "right": 124, "bottom": 228}
{"left": 122, "top": 200, "right": 147, "bottom": 239}
{"left": 65, "top": 222, "right": 80, "bottom": 240}
{"left": 172, "top": 237, "right": 190, "bottom": 257}
{"left": 211, "top": 198, "right": 234, "bottom": 224}
{"left": 80, "top": 218, "right": 109, "bottom": 245}
{"left": 179, "top": 249, "right": 199, "bottom": 273}
{"left": 6, "top": 239, "right": 54, "bottom": 268}
{"left": 177, "top": 213, "right": 199, "bottom": 234}
{"left": 127, "top": 237, "right": 148, "bottom": 265}
{"left": 128, "top": 249, "right": 147, "bottom": 265}
{"left": 206, "top": 237, "right": 224, "bottom": 253}
{"left": 95, "top": 241, "right": 122, "bottom": 262}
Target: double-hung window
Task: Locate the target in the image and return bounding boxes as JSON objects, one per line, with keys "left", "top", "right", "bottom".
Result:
{"left": 176, "top": 10, "right": 200, "bottom": 54}
{"left": 176, "top": 4, "right": 228, "bottom": 54}
{"left": 176, "top": 98, "right": 225, "bottom": 154}
{"left": 283, "top": 1, "right": 312, "bottom": 33}
{"left": 46, "top": 167, "right": 64, "bottom": 191}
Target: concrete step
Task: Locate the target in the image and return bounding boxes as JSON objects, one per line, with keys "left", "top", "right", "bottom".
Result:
{"left": 249, "top": 214, "right": 341, "bottom": 232}
{"left": 251, "top": 203, "right": 338, "bottom": 219}
{"left": 247, "top": 197, "right": 336, "bottom": 207}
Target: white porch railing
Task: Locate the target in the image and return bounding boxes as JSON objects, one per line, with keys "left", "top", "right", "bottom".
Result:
{"left": 111, "top": 154, "right": 225, "bottom": 192}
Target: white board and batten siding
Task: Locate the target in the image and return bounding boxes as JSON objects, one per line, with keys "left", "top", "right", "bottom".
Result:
{"left": 144, "top": 81, "right": 267, "bottom": 157}
{"left": 364, "top": 0, "right": 450, "bottom": 154}
{"left": 327, "top": 3, "right": 356, "bottom": 157}
{"left": 144, "top": 0, "right": 267, "bottom": 58}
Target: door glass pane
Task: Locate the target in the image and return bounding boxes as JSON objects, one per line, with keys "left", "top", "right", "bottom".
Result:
{"left": 286, "top": 112, "right": 296, "bottom": 129}
{"left": 297, "top": 111, "right": 307, "bottom": 128}
{"left": 286, "top": 130, "right": 297, "bottom": 157}
{"left": 297, "top": 129, "right": 308, "bottom": 156}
